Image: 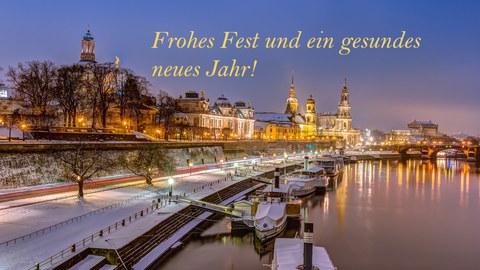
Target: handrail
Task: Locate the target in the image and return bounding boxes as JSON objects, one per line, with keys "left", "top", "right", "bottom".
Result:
{"left": 0, "top": 189, "right": 163, "bottom": 247}
{"left": 24, "top": 176, "right": 233, "bottom": 270}
{"left": 26, "top": 195, "right": 171, "bottom": 270}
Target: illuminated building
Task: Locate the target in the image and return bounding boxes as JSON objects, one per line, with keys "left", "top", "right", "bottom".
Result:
{"left": 317, "top": 79, "right": 359, "bottom": 145}
{"left": 176, "top": 91, "right": 255, "bottom": 139}
{"left": 254, "top": 76, "right": 316, "bottom": 140}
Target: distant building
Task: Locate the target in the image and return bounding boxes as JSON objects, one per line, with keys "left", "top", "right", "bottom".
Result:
{"left": 386, "top": 129, "right": 422, "bottom": 143}
{"left": 0, "top": 88, "right": 9, "bottom": 99}
{"left": 386, "top": 120, "right": 452, "bottom": 144}
{"left": 317, "top": 79, "right": 359, "bottom": 145}
{"left": 254, "top": 76, "right": 316, "bottom": 140}
{"left": 176, "top": 90, "right": 255, "bottom": 139}
{"left": 408, "top": 120, "right": 438, "bottom": 136}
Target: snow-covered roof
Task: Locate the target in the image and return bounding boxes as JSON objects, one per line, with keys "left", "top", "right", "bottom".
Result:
{"left": 262, "top": 183, "right": 291, "bottom": 194}
{"left": 409, "top": 120, "right": 437, "bottom": 126}
{"left": 255, "top": 112, "right": 292, "bottom": 122}
{"left": 254, "top": 112, "right": 306, "bottom": 124}
{"left": 255, "top": 203, "right": 286, "bottom": 228}
{"left": 274, "top": 238, "right": 335, "bottom": 270}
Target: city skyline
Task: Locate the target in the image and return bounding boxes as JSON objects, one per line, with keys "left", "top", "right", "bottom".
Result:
{"left": 1, "top": 0, "right": 479, "bottom": 134}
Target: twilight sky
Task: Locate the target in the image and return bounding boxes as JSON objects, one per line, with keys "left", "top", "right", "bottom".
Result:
{"left": 1, "top": 0, "right": 479, "bottom": 135}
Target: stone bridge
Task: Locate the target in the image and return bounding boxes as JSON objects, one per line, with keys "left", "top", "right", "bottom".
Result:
{"left": 372, "top": 143, "right": 479, "bottom": 160}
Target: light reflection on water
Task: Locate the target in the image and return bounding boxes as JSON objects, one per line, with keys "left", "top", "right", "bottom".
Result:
{"left": 157, "top": 159, "right": 480, "bottom": 270}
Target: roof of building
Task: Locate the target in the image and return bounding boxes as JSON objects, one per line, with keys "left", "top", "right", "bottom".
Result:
{"left": 214, "top": 94, "right": 232, "bottom": 107}
{"left": 409, "top": 120, "right": 438, "bottom": 126}
{"left": 83, "top": 29, "right": 94, "bottom": 41}
{"left": 254, "top": 112, "right": 306, "bottom": 124}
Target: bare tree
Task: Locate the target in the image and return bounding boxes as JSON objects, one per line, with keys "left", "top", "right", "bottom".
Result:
{"left": 7, "top": 61, "right": 57, "bottom": 127}
{"left": 123, "top": 147, "right": 175, "bottom": 185}
{"left": 54, "top": 143, "right": 114, "bottom": 198}
{"left": 157, "top": 91, "right": 179, "bottom": 141}
{"left": 87, "top": 63, "right": 116, "bottom": 128}
{"left": 5, "top": 109, "right": 22, "bottom": 141}
{"left": 54, "top": 64, "right": 86, "bottom": 127}
{"left": 115, "top": 70, "right": 153, "bottom": 131}
{"left": 126, "top": 76, "right": 154, "bottom": 131}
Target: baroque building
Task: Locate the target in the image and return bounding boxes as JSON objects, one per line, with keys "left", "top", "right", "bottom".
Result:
{"left": 254, "top": 76, "right": 316, "bottom": 140}
{"left": 316, "top": 79, "right": 359, "bottom": 145}
{"left": 176, "top": 91, "right": 255, "bottom": 140}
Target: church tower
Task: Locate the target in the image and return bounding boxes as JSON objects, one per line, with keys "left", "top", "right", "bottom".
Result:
{"left": 80, "top": 28, "right": 96, "bottom": 63}
{"left": 285, "top": 75, "right": 299, "bottom": 115}
{"left": 336, "top": 78, "right": 352, "bottom": 130}
{"left": 305, "top": 94, "right": 316, "bottom": 124}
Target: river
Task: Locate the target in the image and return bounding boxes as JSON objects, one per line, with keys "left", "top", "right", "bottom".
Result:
{"left": 157, "top": 159, "right": 480, "bottom": 270}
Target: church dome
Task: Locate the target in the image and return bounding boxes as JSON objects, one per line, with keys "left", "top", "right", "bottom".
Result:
{"left": 307, "top": 94, "right": 315, "bottom": 103}
{"left": 286, "top": 97, "right": 298, "bottom": 104}
{"left": 83, "top": 29, "right": 94, "bottom": 41}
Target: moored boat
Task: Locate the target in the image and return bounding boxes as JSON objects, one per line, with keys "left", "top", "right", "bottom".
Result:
{"left": 254, "top": 202, "right": 288, "bottom": 241}
{"left": 271, "top": 222, "right": 335, "bottom": 270}
{"left": 281, "top": 156, "right": 328, "bottom": 197}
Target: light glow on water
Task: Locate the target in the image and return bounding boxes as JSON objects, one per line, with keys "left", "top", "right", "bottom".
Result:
{"left": 158, "top": 159, "right": 480, "bottom": 270}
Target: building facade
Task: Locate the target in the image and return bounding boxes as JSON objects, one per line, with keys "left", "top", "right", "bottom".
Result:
{"left": 317, "top": 79, "right": 359, "bottom": 145}
{"left": 176, "top": 91, "right": 255, "bottom": 140}
{"left": 254, "top": 77, "right": 316, "bottom": 140}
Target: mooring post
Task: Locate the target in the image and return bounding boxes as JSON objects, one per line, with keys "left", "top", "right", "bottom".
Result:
{"left": 303, "top": 222, "right": 314, "bottom": 270}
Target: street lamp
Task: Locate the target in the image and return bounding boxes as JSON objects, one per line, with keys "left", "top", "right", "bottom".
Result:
{"left": 21, "top": 124, "right": 26, "bottom": 141}
{"left": 234, "top": 162, "right": 238, "bottom": 175}
{"left": 260, "top": 155, "right": 263, "bottom": 164}
{"left": 189, "top": 162, "right": 193, "bottom": 175}
{"left": 220, "top": 159, "right": 224, "bottom": 171}
{"left": 168, "top": 178, "right": 174, "bottom": 197}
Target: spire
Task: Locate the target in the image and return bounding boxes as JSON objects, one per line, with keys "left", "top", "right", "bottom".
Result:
{"left": 291, "top": 73, "right": 294, "bottom": 86}
{"left": 342, "top": 77, "right": 349, "bottom": 93}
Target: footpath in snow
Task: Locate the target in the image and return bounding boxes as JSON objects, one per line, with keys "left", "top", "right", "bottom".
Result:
{"left": 0, "top": 159, "right": 289, "bottom": 270}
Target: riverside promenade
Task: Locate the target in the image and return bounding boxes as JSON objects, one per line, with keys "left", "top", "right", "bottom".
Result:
{"left": 0, "top": 156, "right": 301, "bottom": 270}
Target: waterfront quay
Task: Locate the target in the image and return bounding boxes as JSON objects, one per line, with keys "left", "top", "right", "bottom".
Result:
{"left": 0, "top": 156, "right": 302, "bottom": 270}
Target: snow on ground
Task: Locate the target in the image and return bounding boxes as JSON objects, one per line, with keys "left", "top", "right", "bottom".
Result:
{"left": 0, "top": 162, "right": 280, "bottom": 270}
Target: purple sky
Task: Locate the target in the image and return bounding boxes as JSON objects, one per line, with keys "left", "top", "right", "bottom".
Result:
{"left": 1, "top": 1, "right": 479, "bottom": 135}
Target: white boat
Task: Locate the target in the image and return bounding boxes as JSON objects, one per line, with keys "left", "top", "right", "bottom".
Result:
{"left": 281, "top": 157, "right": 328, "bottom": 197}
{"left": 316, "top": 155, "right": 344, "bottom": 179}
{"left": 271, "top": 238, "right": 335, "bottom": 270}
{"left": 271, "top": 222, "right": 335, "bottom": 270}
{"left": 254, "top": 202, "right": 288, "bottom": 241}
{"left": 252, "top": 168, "right": 301, "bottom": 241}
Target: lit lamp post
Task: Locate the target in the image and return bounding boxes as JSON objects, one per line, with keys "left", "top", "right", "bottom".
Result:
{"left": 284, "top": 152, "right": 288, "bottom": 163}
{"left": 189, "top": 162, "right": 193, "bottom": 175}
{"left": 220, "top": 159, "right": 224, "bottom": 171}
{"left": 260, "top": 155, "right": 263, "bottom": 164}
{"left": 234, "top": 162, "right": 238, "bottom": 175}
{"left": 21, "top": 124, "right": 26, "bottom": 141}
{"left": 168, "top": 177, "right": 174, "bottom": 197}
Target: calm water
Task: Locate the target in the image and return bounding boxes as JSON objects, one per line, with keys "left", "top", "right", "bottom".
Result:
{"left": 157, "top": 159, "right": 480, "bottom": 270}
